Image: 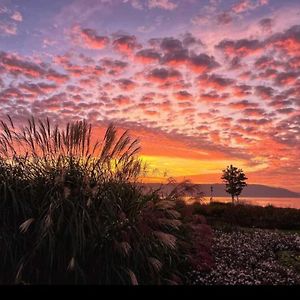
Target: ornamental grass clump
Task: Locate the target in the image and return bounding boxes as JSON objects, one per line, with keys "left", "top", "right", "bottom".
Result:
{"left": 0, "top": 116, "right": 211, "bottom": 285}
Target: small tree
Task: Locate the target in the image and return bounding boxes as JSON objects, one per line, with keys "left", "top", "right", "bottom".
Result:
{"left": 221, "top": 165, "right": 248, "bottom": 204}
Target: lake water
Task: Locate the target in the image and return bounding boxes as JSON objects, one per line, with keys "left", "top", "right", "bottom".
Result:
{"left": 185, "top": 197, "right": 300, "bottom": 209}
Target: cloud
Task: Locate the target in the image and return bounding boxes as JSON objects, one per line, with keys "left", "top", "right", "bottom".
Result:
{"left": 217, "top": 12, "right": 233, "bottom": 25}
{"left": 268, "top": 25, "right": 300, "bottom": 56}
{"left": 216, "top": 38, "right": 263, "bottom": 57}
{"left": 32, "top": 93, "right": 67, "bottom": 112}
{"left": 162, "top": 49, "right": 189, "bottom": 66}
{"left": 66, "top": 64, "right": 105, "bottom": 77}
{"left": 174, "top": 90, "right": 193, "bottom": 101}
{"left": 254, "top": 55, "right": 281, "bottom": 70}
{"left": 232, "top": 0, "right": 269, "bottom": 14}
{"left": 116, "top": 78, "right": 137, "bottom": 91}
{"left": 46, "top": 69, "right": 69, "bottom": 84}
{"left": 255, "top": 85, "right": 274, "bottom": 100}
{"left": 0, "top": 5, "right": 9, "bottom": 14}
{"left": 232, "top": 84, "right": 252, "bottom": 97}
{"left": 0, "top": 87, "right": 24, "bottom": 101}
{"left": 135, "top": 49, "right": 161, "bottom": 64}
{"left": 273, "top": 115, "right": 300, "bottom": 146}
{"left": 197, "top": 74, "right": 235, "bottom": 90}
{"left": 11, "top": 11, "right": 23, "bottom": 22}
{"left": 243, "top": 107, "right": 266, "bottom": 117}
{"left": 79, "top": 28, "right": 109, "bottom": 49}
{"left": 112, "top": 34, "right": 140, "bottom": 54}
{"left": 123, "top": 0, "right": 144, "bottom": 10}
{"left": 18, "top": 82, "right": 57, "bottom": 96}
{"left": 113, "top": 95, "right": 132, "bottom": 106}
{"left": 199, "top": 91, "right": 229, "bottom": 103}
{"left": 188, "top": 53, "right": 220, "bottom": 73}
{"left": 72, "top": 26, "right": 109, "bottom": 49}
{"left": 101, "top": 58, "right": 128, "bottom": 75}
{"left": 0, "top": 51, "right": 45, "bottom": 78}
{"left": 146, "top": 67, "right": 182, "bottom": 83}
{"left": 0, "top": 21, "right": 17, "bottom": 35}
{"left": 0, "top": 8, "right": 22, "bottom": 36}
{"left": 238, "top": 118, "right": 272, "bottom": 126}
{"left": 181, "top": 33, "right": 203, "bottom": 48}
{"left": 288, "top": 56, "right": 300, "bottom": 70}
{"left": 277, "top": 107, "right": 295, "bottom": 115}
{"left": 160, "top": 37, "right": 183, "bottom": 52}
{"left": 259, "top": 18, "right": 274, "bottom": 33}
{"left": 229, "top": 100, "right": 258, "bottom": 109}
{"left": 275, "top": 72, "right": 299, "bottom": 86}
{"left": 148, "top": 0, "right": 178, "bottom": 11}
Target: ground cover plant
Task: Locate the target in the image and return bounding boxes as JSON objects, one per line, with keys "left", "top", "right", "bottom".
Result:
{"left": 187, "top": 202, "right": 300, "bottom": 285}
{"left": 187, "top": 228, "right": 300, "bottom": 285}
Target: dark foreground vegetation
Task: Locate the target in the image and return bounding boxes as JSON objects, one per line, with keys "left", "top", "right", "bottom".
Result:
{"left": 187, "top": 202, "right": 300, "bottom": 285}
{"left": 1, "top": 116, "right": 299, "bottom": 285}
{"left": 193, "top": 202, "right": 300, "bottom": 230}
{"left": 187, "top": 228, "right": 300, "bottom": 285}
{"left": 0, "top": 117, "right": 211, "bottom": 285}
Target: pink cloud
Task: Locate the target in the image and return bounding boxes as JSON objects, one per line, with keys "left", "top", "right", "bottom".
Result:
{"left": 0, "top": 52, "right": 44, "bottom": 78}
{"left": 216, "top": 38, "right": 263, "bottom": 57}
{"left": 113, "top": 95, "right": 131, "bottom": 106}
{"left": 0, "top": 21, "right": 17, "bottom": 35}
{"left": 199, "top": 91, "right": 229, "bottom": 103}
{"left": 11, "top": 11, "right": 23, "bottom": 22}
{"left": 146, "top": 67, "right": 182, "bottom": 83}
{"left": 73, "top": 26, "right": 109, "bottom": 49}
{"left": 188, "top": 54, "right": 220, "bottom": 73}
{"left": 148, "top": 0, "right": 177, "bottom": 11}
{"left": 232, "top": 84, "right": 252, "bottom": 97}
{"left": 116, "top": 78, "right": 137, "bottom": 91}
{"left": 135, "top": 49, "right": 161, "bottom": 64}
{"left": 198, "top": 74, "right": 235, "bottom": 91}
{"left": 46, "top": 69, "right": 69, "bottom": 84}
{"left": 268, "top": 25, "right": 300, "bottom": 56}
{"left": 229, "top": 100, "right": 258, "bottom": 109}
{"left": 232, "top": 0, "right": 269, "bottom": 14}
{"left": 174, "top": 90, "right": 193, "bottom": 101}
{"left": 112, "top": 34, "right": 140, "bottom": 55}
{"left": 255, "top": 85, "right": 275, "bottom": 100}
{"left": 101, "top": 58, "right": 128, "bottom": 75}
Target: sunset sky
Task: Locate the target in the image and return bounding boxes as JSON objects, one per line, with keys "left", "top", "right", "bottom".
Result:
{"left": 0, "top": 0, "right": 299, "bottom": 192}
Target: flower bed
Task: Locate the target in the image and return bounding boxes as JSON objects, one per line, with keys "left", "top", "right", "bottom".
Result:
{"left": 187, "top": 229, "right": 300, "bottom": 285}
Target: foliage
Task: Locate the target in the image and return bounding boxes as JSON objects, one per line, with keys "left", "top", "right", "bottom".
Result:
{"left": 187, "top": 229, "right": 300, "bottom": 285}
{"left": 221, "top": 165, "right": 248, "bottom": 203}
{"left": 0, "top": 116, "right": 212, "bottom": 285}
{"left": 193, "top": 202, "right": 300, "bottom": 230}
{"left": 277, "top": 251, "right": 300, "bottom": 274}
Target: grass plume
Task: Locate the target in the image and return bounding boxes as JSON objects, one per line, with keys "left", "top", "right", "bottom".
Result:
{"left": 0, "top": 116, "right": 211, "bottom": 285}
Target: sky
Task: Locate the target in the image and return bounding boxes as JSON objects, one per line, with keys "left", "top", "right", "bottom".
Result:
{"left": 0, "top": 0, "right": 300, "bottom": 192}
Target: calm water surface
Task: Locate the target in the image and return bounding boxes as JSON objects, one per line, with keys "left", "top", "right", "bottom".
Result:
{"left": 185, "top": 197, "right": 300, "bottom": 209}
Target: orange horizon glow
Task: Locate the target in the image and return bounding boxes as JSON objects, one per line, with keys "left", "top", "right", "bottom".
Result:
{"left": 0, "top": 0, "right": 299, "bottom": 193}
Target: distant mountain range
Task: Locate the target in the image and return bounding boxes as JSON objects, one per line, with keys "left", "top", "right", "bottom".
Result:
{"left": 141, "top": 183, "right": 300, "bottom": 198}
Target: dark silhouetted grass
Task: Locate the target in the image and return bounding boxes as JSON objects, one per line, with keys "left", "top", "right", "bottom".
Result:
{"left": 0, "top": 116, "right": 211, "bottom": 285}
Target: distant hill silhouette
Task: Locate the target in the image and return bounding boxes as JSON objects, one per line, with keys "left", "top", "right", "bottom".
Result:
{"left": 141, "top": 183, "right": 300, "bottom": 198}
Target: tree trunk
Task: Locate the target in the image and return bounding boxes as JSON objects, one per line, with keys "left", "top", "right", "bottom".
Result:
{"left": 231, "top": 194, "right": 234, "bottom": 204}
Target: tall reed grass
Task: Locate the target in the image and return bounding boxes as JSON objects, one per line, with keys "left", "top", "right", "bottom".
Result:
{"left": 0, "top": 116, "right": 211, "bottom": 285}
